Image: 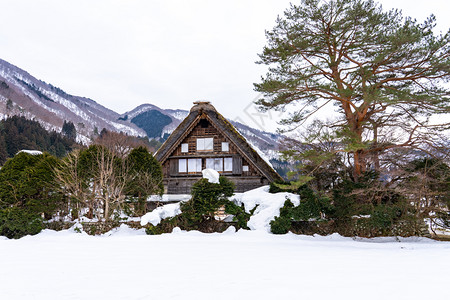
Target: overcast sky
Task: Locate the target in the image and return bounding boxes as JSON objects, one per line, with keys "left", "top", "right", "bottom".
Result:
{"left": 1, "top": 0, "right": 449, "bottom": 132}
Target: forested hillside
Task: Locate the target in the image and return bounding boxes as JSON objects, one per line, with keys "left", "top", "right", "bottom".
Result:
{"left": 0, "top": 116, "right": 77, "bottom": 164}
{"left": 0, "top": 58, "right": 145, "bottom": 143}
{"left": 130, "top": 109, "right": 172, "bottom": 138}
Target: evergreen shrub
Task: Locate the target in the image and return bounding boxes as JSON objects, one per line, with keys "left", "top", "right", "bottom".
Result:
{"left": 0, "top": 208, "right": 43, "bottom": 239}
{"left": 147, "top": 176, "right": 252, "bottom": 234}
{"left": 270, "top": 185, "right": 332, "bottom": 234}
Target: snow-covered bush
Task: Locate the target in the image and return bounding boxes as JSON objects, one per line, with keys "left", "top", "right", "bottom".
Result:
{"left": 145, "top": 176, "right": 251, "bottom": 234}
{"left": 269, "top": 185, "right": 332, "bottom": 234}
{"left": 184, "top": 176, "right": 234, "bottom": 221}
{"left": 269, "top": 177, "right": 428, "bottom": 237}
{"left": 270, "top": 200, "right": 295, "bottom": 234}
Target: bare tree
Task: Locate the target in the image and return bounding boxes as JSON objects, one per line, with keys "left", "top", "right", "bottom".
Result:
{"left": 92, "top": 146, "right": 130, "bottom": 219}
{"left": 94, "top": 129, "right": 151, "bottom": 158}
{"left": 53, "top": 150, "right": 89, "bottom": 219}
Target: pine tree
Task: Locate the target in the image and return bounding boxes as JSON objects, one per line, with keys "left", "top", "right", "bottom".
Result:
{"left": 255, "top": 0, "right": 450, "bottom": 180}
{"left": 126, "top": 146, "right": 164, "bottom": 214}
{"left": 61, "top": 120, "right": 77, "bottom": 141}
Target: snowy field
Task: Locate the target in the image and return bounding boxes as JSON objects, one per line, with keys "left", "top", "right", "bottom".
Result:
{"left": 1, "top": 225, "right": 449, "bottom": 300}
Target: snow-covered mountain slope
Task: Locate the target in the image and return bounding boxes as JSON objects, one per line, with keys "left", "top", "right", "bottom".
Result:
{"left": 0, "top": 59, "right": 145, "bottom": 143}
{"left": 0, "top": 58, "right": 284, "bottom": 160}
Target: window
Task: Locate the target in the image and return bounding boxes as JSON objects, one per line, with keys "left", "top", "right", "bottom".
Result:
{"left": 188, "top": 158, "right": 202, "bottom": 173}
{"left": 181, "top": 143, "right": 189, "bottom": 153}
{"left": 243, "top": 165, "right": 249, "bottom": 172}
{"left": 221, "top": 142, "right": 229, "bottom": 152}
{"left": 179, "top": 159, "right": 187, "bottom": 173}
{"left": 206, "top": 158, "right": 214, "bottom": 170}
{"left": 206, "top": 157, "right": 233, "bottom": 172}
{"left": 214, "top": 158, "right": 223, "bottom": 172}
{"left": 206, "top": 158, "right": 222, "bottom": 171}
{"left": 179, "top": 158, "right": 201, "bottom": 173}
{"left": 224, "top": 157, "right": 233, "bottom": 172}
{"left": 197, "top": 138, "right": 214, "bottom": 151}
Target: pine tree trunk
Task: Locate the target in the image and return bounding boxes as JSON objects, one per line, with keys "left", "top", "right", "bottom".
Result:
{"left": 353, "top": 150, "right": 367, "bottom": 181}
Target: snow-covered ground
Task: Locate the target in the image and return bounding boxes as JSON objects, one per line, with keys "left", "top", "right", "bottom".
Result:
{"left": 0, "top": 225, "right": 448, "bottom": 300}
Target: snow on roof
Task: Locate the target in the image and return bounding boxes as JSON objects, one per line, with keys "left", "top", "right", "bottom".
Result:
{"left": 16, "top": 150, "right": 43, "bottom": 156}
{"left": 234, "top": 126, "right": 274, "bottom": 169}
{"left": 247, "top": 139, "right": 274, "bottom": 169}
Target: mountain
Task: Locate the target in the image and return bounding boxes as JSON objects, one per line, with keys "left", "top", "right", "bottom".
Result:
{"left": 120, "top": 104, "right": 284, "bottom": 160}
{"left": 0, "top": 59, "right": 145, "bottom": 143}
{"left": 0, "top": 58, "right": 284, "bottom": 161}
{"left": 120, "top": 103, "right": 188, "bottom": 140}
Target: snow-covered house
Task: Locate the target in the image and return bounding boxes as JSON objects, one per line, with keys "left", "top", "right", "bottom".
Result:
{"left": 155, "top": 102, "right": 282, "bottom": 194}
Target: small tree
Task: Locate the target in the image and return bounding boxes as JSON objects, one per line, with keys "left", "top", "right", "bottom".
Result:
{"left": 93, "top": 129, "right": 150, "bottom": 158}
{"left": 184, "top": 177, "right": 235, "bottom": 221}
{"left": 77, "top": 145, "right": 129, "bottom": 220}
{"left": 279, "top": 120, "right": 351, "bottom": 190}
{"left": 126, "top": 146, "right": 164, "bottom": 215}
{"left": 396, "top": 157, "right": 450, "bottom": 231}
{"left": 53, "top": 149, "right": 90, "bottom": 219}
{"left": 54, "top": 145, "right": 165, "bottom": 220}
{"left": 61, "top": 121, "right": 76, "bottom": 141}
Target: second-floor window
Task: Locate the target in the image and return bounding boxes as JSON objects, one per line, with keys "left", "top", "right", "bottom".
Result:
{"left": 197, "top": 138, "right": 213, "bottom": 151}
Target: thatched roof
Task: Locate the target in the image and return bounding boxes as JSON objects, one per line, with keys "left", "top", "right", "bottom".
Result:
{"left": 155, "top": 102, "right": 282, "bottom": 182}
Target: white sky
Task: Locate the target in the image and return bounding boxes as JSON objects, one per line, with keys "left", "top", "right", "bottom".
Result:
{"left": 1, "top": 0, "right": 448, "bottom": 132}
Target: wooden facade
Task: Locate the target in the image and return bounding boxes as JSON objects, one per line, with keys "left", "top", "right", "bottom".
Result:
{"left": 155, "top": 102, "right": 282, "bottom": 194}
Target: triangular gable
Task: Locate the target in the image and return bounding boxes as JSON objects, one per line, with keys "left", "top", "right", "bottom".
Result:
{"left": 155, "top": 103, "right": 282, "bottom": 182}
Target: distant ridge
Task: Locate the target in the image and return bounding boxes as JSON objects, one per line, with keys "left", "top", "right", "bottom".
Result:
{"left": 0, "top": 58, "right": 145, "bottom": 143}
{"left": 0, "top": 58, "right": 283, "bottom": 162}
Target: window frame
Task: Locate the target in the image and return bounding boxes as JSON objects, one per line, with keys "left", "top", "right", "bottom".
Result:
{"left": 187, "top": 158, "right": 202, "bottom": 173}
{"left": 179, "top": 159, "right": 187, "bottom": 173}
{"left": 221, "top": 142, "right": 229, "bottom": 152}
{"left": 205, "top": 157, "right": 233, "bottom": 173}
{"left": 224, "top": 157, "right": 233, "bottom": 172}
{"left": 178, "top": 158, "right": 202, "bottom": 173}
{"left": 196, "top": 137, "right": 214, "bottom": 151}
